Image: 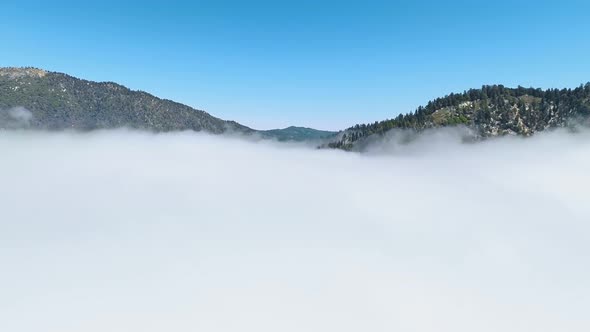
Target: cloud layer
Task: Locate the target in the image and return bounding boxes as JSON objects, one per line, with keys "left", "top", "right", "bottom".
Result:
{"left": 0, "top": 129, "right": 589, "bottom": 332}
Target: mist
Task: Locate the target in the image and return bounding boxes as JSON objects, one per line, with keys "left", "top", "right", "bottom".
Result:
{"left": 0, "top": 107, "right": 33, "bottom": 128}
{"left": 1, "top": 129, "right": 589, "bottom": 332}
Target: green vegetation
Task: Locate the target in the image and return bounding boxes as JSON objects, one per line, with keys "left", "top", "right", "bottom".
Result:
{"left": 0, "top": 67, "right": 252, "bottom": 134}
{"left": 0, "top": 67, "right": 337, "bottom": 142}
{"left": 329, "top": 83, "right": 590, "bottom": 150}
{"left": 261, "top": 126, "right": 336, "bottom": 141}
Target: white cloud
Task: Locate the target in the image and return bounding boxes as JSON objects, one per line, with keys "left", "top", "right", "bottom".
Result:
{"left": 0, "top": 107, "right": 33, "bottom": 128}
{"left": 0, "top": 129, "right": 588, "bottom": 332}
{"left": 8, "top": 107, "right": 33, "bottom": 123}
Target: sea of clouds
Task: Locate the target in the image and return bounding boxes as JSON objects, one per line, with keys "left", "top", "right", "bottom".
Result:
{"left": 0, "top": 128, "right": 589, "bottom": 332}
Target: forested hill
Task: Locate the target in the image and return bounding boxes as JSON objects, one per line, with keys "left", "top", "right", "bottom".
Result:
{"left": 329, "top": 84, "right": 590, "bottom": 150}
{"left": 0, "top": 67, "right": 252, "bottom": 133}
{"left": 261, "top": 126, "right": 336, "bottom": 141}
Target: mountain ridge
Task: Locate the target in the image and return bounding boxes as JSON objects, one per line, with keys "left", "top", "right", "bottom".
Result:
{"left": 0, "top": 67, "right": 338, "bottom": 142}
{"left": 327, "top": 83, "right": 590, "bottom": 150}
{"left": 3, "top": 67, "right": 590, "bottom": 148}
{"left": 0, "top": 67, "right": 254, "bottom": 134}
{"left": 261, "top": 126, "right": 337, "bottom": 141}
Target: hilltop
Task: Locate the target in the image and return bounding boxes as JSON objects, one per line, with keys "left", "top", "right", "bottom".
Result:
{"left": 0, "top": 67, "right": 252, "bottom": 134}
{"left": 328, "top": 84, "right": 590, "bottom": 150}
{"left": 261, "top": 126, "right": 336, "bottom": 141}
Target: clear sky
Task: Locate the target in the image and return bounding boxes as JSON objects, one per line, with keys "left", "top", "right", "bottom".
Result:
{"left": 2, "top": 0, "right": 590, "bottom": 130}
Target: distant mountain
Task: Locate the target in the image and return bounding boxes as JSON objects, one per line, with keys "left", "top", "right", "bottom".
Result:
{"left": 328, "top": 84, "right": 590, "bottom": 150}
{"left": 261, "top": 126, "right": 336, "bottom": 141}
{"left": 0, "top": 67, "right": 252, "bottom": 134}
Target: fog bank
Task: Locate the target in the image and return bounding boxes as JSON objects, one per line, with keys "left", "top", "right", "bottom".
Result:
{"left": 0, "top": 129, "right": 589, "bottom": 332}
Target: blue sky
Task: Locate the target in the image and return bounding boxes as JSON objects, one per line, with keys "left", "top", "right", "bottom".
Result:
{"left": 2, "top": 0, "right": 590, "bottom": 130}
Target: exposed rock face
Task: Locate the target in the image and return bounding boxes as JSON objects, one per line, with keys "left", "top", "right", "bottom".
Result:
{"left": 0, "top": 67, "right": 48, "bottom": 79}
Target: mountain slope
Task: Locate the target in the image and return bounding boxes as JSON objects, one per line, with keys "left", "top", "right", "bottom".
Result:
{"left": 328, "top": 84, "right": 590, "bottom": 150}
{"left": 261, "top": 126, "right": 337, "bottom": 141}
{"left": 0, "top": 67, "right": 252, "bottom": 133}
